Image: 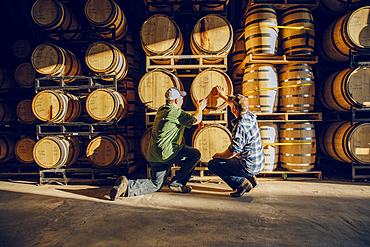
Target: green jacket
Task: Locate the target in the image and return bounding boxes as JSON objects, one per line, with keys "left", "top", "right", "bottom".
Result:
{"left": 148, "top": 103, "right": 195, "bottom": 162}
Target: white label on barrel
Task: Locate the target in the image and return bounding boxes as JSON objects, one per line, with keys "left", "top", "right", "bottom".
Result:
{"left": 355, "top": 148, "right": 370, "bottom": 155}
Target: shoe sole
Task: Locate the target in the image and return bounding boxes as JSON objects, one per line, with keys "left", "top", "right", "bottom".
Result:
{"left": 110, "top": 176, "right": 128, "bottom": 201}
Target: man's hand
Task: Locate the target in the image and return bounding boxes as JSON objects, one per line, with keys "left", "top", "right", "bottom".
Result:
{"left": 215, "top": 85, "right": 226, "bottom": 98}
{"left": 196, "top": 98, "right": 208, "bottom": 111}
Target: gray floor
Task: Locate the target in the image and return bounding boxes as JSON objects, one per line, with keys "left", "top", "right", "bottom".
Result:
{"left": 1, "top": 171, "right": 370, "bottom": 247}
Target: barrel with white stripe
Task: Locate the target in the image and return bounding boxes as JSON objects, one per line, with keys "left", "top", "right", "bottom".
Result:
{"left": 279, "top": 122, "right": 316, "bottom": 172}
{"left": 243, "top": 64, "right": 278, "bottom": 113}
{"left": 259, "top": 123, "right": 279, "bottom": 172}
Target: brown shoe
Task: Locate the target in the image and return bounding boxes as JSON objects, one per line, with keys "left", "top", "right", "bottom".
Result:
{"left": 110, "top": 176, "right": 128, "bottom": 201}
{"left": 230, "top": 178, "right": 253, "bottom": 197}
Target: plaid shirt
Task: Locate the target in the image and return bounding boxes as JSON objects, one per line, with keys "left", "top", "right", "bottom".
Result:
{"left": 229, "top": 111, "right": 265, "bottom": 174}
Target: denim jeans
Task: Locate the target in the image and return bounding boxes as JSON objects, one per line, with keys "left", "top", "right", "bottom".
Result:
{"left": 127, "top": 146, "right": 201, "bottom": 197}
{"left": 207, "top": 157, "right": 255, "bottom": 191}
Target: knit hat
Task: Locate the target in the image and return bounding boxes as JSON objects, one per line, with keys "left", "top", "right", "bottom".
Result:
{"left": 165, "top": 87, "right": 186, "bottom": 100}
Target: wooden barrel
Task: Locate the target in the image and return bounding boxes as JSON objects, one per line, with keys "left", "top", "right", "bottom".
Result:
{"left": 32, "top": 90, "right": 81, "bottom": 123}
{"left": 319, "top": 121, "right": 370, "bottom": 164}
{"left": 33, "top": 136, "right": 81, "bottom": 168}
{"left": 0, "top": 136, "right": 16, "bottom": 163}
{"left": 281, "top": 5, "right": 315, "bottom": 56}
{"left": 31, "top": 43, "right": 82, "bottom": 83}
{"left": 192, "top": 0, "right": 229, "bottom": 11}
{"left": 232, "top": 73, "right": 243, "bottom": 95}
{"left": 318, "top": 66, "right": 370, "bottom": 111}
{"left": 140, "top": 14, "right": 183, "bottom": 64}
{"left": 191, "top": 14, "right": 233, "bottom": 63}
{"left": 243, "top": 64, "right": 278, "bottom": 113}
{"left": 320, "top": 6, "right": 370, "bottom": 62}
{"left": 85, "top": 0, "right": 128, "bottom": 40}
{"left": 15, "top": 137, "right": 36, "bottom": 164}
{"left": 31, "top": 0, "right": 81, "bottom": 40}
{"left": 12, "top": 39, "right": 32, "bottom": 60}
{"left": 319, "top": 0, "right": 363, "bottom": 15}
{"left": 0, "top": 102, "right": 17, "bottom": 125}
{"left": 279, "top": 122, "right": 316, "bottom": 172}
{"left": 16, "top": 99, "right": 38, "bottom": 124}
{"left": 0, "top": 67, "right": 14, "bottom": 90}
{"left": 244, "top": 5, "right": 278, "bottom": 56}
{"left": 85, "top": 88, "right": 127, "bottom": 122}
{"left": 192, "top": 124, "right": 232, "bottom": 163}
{"left": 15, "top": 63, "right": 36, "bottom": 88}
{"left": 86, "top": 134, "right": 129, "bottom": 167}
{"left": 143, "top": 0, "right": 181, "bottom": 12}
{"left": 232, "top": 28, "right": 247, "bottom": 70}
{"left": 117, "top": 77, "right": 136, "bottom": 115}
{"left": 190, "top": 69, "right": 233, "bottom": 110}
{"left": 138, "top": 69, "right": 183, "bottom": 110}
{"left": 85, "top": 41, "right": 128, "bottom": 81}
{"left": 278, "top": 64, "right": 315, "bottom": 112}
{"left": 259, "top": 123, "right": 279, "bottom": 172}
{"left": 115, "top": 32, "right": 139, "bottom": 76}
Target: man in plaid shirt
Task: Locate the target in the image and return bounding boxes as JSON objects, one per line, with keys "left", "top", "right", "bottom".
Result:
{"left": 208, "top": 85, "right": 265, "bottom": 197}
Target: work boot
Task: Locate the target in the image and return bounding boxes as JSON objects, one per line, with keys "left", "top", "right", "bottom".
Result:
{"left": 247, "top": 176, "right": 259, "bottom": 189}
{"left": 169, "top": 185, "right": 192, "bottom": 193}
{"left": 230, "top": 178, "right": 253, "bottom": 197}
{"left": 110, "top": 176, "right": 129, "bottom": 201}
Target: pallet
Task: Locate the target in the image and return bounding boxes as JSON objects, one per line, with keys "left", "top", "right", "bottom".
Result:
{"left": 250, "top": 0, "right": 319, "bottom": 10}
{"left": 146, "top": 54, "right": 228, "bottom": 77}
{"left": 352, "top": 164, "right": 370, "bottom": 182}
{"left": 256, "top": 112, "right": 322, "bottom": 122}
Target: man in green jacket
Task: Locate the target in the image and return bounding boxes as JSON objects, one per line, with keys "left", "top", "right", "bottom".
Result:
{"left": 110, "top": 87, "right": 207, "bottom": 200}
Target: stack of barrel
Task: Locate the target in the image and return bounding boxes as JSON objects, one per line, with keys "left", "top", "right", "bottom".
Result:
{"left": 233, "top": 4, "right": 317, "bottom": 172}
{"left": 316, "top": 5, "right": 370, "bottom": 166}
{"left": 20, "top": 0, "right": 138, "bottom": 171}
{"left": 139, "top": 11, "right": 236, "bottom": 164}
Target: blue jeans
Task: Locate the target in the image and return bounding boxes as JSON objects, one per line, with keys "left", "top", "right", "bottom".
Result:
{"left": 207, "top": 157, "right": 255, "bottom": 191}
{"left": 127, "top": 146, "right": 201, "bottom": 197}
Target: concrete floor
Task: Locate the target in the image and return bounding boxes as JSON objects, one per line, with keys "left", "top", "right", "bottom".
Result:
{"left": 1, "top": 169, "right": 370, "bottom": 247}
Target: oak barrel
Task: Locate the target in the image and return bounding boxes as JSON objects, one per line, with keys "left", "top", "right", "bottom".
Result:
{"left": 17, "top": 99, "right": 38, "bottom": 124}
{"left": 318, "top": 121, "right": 370, "bottom": 164}
{"left": 143, "top": 0, "right": 181, "bottom": 12}
{"left": 278, "top": 64, "right": 315, "bottom": 112}
{"left": 0, "top": 136, "right": 16, "bottom": 162}
{"left": 281, "top": 5, "right": 315, "bottom": 56}
{"left": 85, "top": 88, "right": 127, "bottom": 122}
{"left": 192, "top": 0, "right": 229, "bottom": 11}
{"left": 244, "top": 5, "right": 278, "bottom": 56}
{"left": 279, "top": 122, "right": 316, "bottom": 172}
{"left": 318, "top": 66, "right": 370, "bottom": 111}
{"left": 0, "top": 67, "right": 14, "bottom": 90}
{"left": 232, "top": 28, "right": 247, "bottom": 70}
{"left": 117, "top": 77, "right": 136, "bottom": 115}
{"left": 0, "top": 102, "right": 17, "bottom": 125}
{"left": 31, "top": 43, "right": 82, "bottom": 83}
{"left": 191, "top": 14, "right": 233, "bottom": 63}
{"left": 320, "top": 6, "right": 370, "bottom": 62}
{"left": 190, "top": 69, "right": 233, "bottom": 110}
{"left": 15, "top": 63, "right": 36, "bottom": 88}
{"left": 86, "top": 134, "right": 129, "bottom": 167}
{"left": 138, "top": 69, "right": 184, "bottom": 110}
{"left": 12, "top": 39, "right": 32, "bottom": 59}
{"left": 32, "top": 90, "right": 81, "bottom": 123}
{"left": 33, "top": 136, "right": 81, "bottom": 169}
{"left": 85, "top": 41, "right": 128, "bottom": 81}
{"left": 319, "top": 0, "right": 363, "bottom": 15}
{"left": 259, "top": 123, "right": 279, "bottom": 172}
{"left": 192, "top": 124, "right": 232, "bottom": 163}
{"left": 243, "top": 64, "right": 278, "bottom": 113}
{"left": 85, "top": 0, "right": 127, "bottom": 40}
{"left": 31, "top": 0, "right": 81, "bottom": 40}
{"left": 15, "top": 137, "right": 36, "bottom": 164}
{"left": 140, "top": 14, "right": 183, "bottom": 64}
